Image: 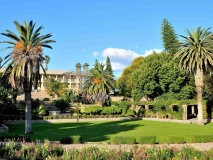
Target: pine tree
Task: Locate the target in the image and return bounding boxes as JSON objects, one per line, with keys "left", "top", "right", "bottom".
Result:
{"left": 161, "top": 18, "right": 179, "bottom": 55}
{"left": 106, "top": 57, "right": 113, "bottom": 76}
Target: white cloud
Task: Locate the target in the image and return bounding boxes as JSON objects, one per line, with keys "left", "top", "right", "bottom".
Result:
{"left": 92, "top": 51, "right": 99, "bottom": 57}
{"left": 92, "top": 47, "right": 162, "bottom": 74}
{"left": 101, "top": 48, "right": 140, "bottom": 72}
{"left": 102, "top": 48, "right": 139, "bottom": 61}
{"left": 143, "top": 48, "right": 162, "bottom": 57}
{"left": 111, "top": 62, "right": 126, "bottom": 71}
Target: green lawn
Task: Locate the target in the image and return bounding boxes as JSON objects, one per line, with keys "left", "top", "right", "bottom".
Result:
{"left": 1, "top": 120, "right": 213, "bottom": 143}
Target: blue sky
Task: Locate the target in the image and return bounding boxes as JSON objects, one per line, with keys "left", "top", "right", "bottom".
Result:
{"left": 0, "top": 0, "right": 212, "bottom": 78}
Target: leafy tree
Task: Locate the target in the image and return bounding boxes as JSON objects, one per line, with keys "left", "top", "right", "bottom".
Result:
{"left": 158, "top": 61, "right": 195, "bottom": 100}
{"left": 161, "top": 18, "right": 179, "bottom": 55}
{"left": 106, "top": 56, "right": 113, "bottom": 76}
{"left": 116, "top": 56, "right": 144, "bottom": 97}
{"left": 60, "top": 89, "right": 77, "bottom": 103}
{"left": 44, "top": 77, "right": 67, "bottom": 98}
{"left": 1, "top": 20, "right": 55, "bottom": 133}
{"left": 44, "top": 55, "right": 50, "bottom": 70}
{"left": 83, "top": 61, "right": 115, "bottom": 107}
{"left": 174, "top": 27, "right": 213, "bottom": 124}
{"left": 132, "top": 52, "right": 167, "bottom": 101}
{"left": 131, "top": 52, "right": 195, "bottom": 101}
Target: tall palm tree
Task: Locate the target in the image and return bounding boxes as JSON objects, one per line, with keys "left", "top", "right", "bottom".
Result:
{"left": 174, "top": 27, "right": 213, "bottom": 124}
{"left": 0, "top": 57, "right": 3, "bottom": 68}
{"left": 44, "top": 55, "right": 50, "bottom": 70}
{"left": 1, "top": 20, "right": 55, "bottom": 133}
{"left": 84, "top": 62, "right": 115, "bottom": 107}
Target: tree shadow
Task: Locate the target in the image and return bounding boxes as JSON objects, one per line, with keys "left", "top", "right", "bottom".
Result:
{"left": 30, "top": 119, "right": 142, "bottom": 142}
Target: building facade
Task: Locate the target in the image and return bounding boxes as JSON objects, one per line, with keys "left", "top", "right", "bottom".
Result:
{"left": 0, "top": 63, "right": 89, "bottom": 94}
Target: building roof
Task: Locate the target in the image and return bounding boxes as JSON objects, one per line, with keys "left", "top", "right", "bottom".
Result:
{"left": 40, "top": 69, "right": 68, "bottom": 75}
{"left": 0, "top": 68, "right": 88, "bottom": 76}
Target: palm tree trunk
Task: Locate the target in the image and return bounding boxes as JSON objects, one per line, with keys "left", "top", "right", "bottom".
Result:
{"left": 194, "top": 67, "right": 203, "bottom": 125}
{"left": 25, "top": 90, "right": 32, "bottom": 133}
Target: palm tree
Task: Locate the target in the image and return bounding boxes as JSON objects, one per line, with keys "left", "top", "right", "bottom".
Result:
{"left": 44, "top": 55, "right": 50, "bottom": 70}
{"left": 1, "top": 20, "right": 55, "bottom": 133}
{"left": 174, "top": 27, "right": 213, "bottom": 124}
{"left": 83, "top": 63, "right": 89, "bottom": 72}
{"left": 75, "top": 62, "right": 81, "bottom": 73}
{"left": 84, "top": 62, "right": 115, "bottom": 107}
{"left": 0, "top": 57, "right": 2, "bottom": 68}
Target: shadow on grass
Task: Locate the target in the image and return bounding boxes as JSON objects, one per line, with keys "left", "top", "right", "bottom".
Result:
{"left": 2, "top": 119, "right": 142, "bottom": 142}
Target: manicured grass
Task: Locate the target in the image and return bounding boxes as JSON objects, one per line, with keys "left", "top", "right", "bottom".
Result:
{"left": 1, "top": 120, "right": 213, "bottom": 143}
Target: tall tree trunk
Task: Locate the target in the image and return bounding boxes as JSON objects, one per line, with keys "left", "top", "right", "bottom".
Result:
{"left": 25, "top": 90, "right": 32, "bottom": 133}
{"left": 194, "top": 67, "right": 203, "bottom": 125}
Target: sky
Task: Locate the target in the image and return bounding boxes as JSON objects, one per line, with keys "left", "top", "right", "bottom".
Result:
{"left": 0, "top": 0, "right": 212, "bottom": 78}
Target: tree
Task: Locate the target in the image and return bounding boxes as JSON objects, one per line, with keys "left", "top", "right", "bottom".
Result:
{"left": 44, "top": 55, "right": 50, "bottom": 70}
{"left": 116, "top": 56, "right": 144, "bottom": 97}
{"left": 83, "top": 63, "right": 89, "bottom": 72}
{"left": 106, "top": 56, "right": 113, "bottom": 76}
{"left": 132, "top": 52, "right": 166, "bottom": 101}
{"left": 75, "top": 62, "right": 81, "bottom": 73}
{"left": 44, "top": 77, "right": 67, "bottom": 98}
{"left": 161, "top": 18, "right": 179, "bottom": 55}
{"left": 174, "top": 27, "right": 213, "bottom": 124}
{"left": 1, "top": 20, "right": 55, "bottom": 133}
{"left": 0, "top": 57, "right": 2, "bottom": 68}
{"left": 83, "top": 61, "right": 115, "bottom": 107}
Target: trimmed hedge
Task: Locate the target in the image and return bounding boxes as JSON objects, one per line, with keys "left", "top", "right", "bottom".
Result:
{"left": 111, "top": 136, "right": 136, "bottom": 144}
{"left": 191, "top": 135, "right": 213, "bottom": 143}
{"left": 169, "top": 136, "right": 185, "bottom": 144}
{"left": 139, "top": 136, "right": 156, "bottom": 144}
{"left": 60, "top": 135, "right": 82, "bottom": 144}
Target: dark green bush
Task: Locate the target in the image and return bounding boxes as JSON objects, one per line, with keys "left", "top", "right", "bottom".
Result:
{"left": 60, "top": 135, "right": 82, "bottom": 144}
{"left": 43, "top": 98, "right": 50, "bottom": 101}
{"left": 191, "top": 135, "right": 213, "bottom": 143}
{"left": 111, "top": 136, "right": 136, "bottom": 144}
{"left": 169, "top": 136, "right": 185, "bottom": 144}
{"left": 139, "top": 136, "right": 156, "bottom": 144}
{"left": 52, "top": 99, "right": 70, "bottom": 113}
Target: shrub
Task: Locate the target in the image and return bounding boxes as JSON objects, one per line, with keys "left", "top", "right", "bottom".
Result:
{"left": 43, "top": 98, "right": 50, "bottom": 101}
{"left": 52, "top": 99, "right": 70, "bottom": 113}
{"left": 111, "top": 136, "right": 136, "bottom": 144}
{"left": 191, "top": 135, "right": 213, "bottom": 143}
{"left": 43, "top": 116, "right": 48, "bottom": 120}
{"left": 139, "top": 136, "right": 156, "bottom": 144}
{"left": 38, "top": 104, "right": 46, "bottom": 116}
{"left": 85, "top": 106, "right": 102, "bottom": 115}
{"left": 169, "top": 136, "right": 185, "bottom": 144}
{"left": 60, "top": 136, "right": 82, "bottom": 144}
{"left": 101, "top": 106, "right": 121, "bottom": 115}
{"left": 58, "top": 115, "right": 64, "bottom": 119}
{"left": 119, "top": 101, "right": 131, "bottom": 115}
{"left": 126, "top": 109, "right": 135, "bottom": 117}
